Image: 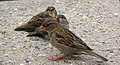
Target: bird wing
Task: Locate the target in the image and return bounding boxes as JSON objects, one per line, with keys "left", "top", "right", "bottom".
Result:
{"left": 27, "top": 11, "right": 53, "bottom": 26}
{"left": 28, "top": 12, "right": 45, "bottom": 22}
{"left": 26, "top": 12, "right": 46, "bottom": 27}
{"left": 55, "top": 29, "right": 92, "bottom": 50}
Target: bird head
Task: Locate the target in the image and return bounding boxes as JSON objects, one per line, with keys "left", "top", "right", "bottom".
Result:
{"left": 46, "top": 6, "right": 57, "bottom": 17}
{"left": 56, "top": 14, "right": 67, "bottom": 24}
{"left": 40, "top": 18, "right": 63, "bottom": 32}
{"left": 56, "top": 14, "right": 69, "bottom": 29}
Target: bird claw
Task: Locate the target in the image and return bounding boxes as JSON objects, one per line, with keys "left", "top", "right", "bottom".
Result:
{"left": 48, "top": 56, "right": 65, "bottom": 61}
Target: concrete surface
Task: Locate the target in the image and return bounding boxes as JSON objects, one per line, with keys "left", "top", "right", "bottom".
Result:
{"left": 0, "top": 0, "right": 120, "bottom": 65}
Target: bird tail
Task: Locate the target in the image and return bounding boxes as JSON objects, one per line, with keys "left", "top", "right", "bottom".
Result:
{"left": 85, "top": 50, "right": 108, "bottom": 61}
{"left": 14, "top": 24, "right": 26, "bottom": 31}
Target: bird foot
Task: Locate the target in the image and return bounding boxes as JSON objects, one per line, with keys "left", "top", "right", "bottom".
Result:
{"left": 48, "top": 56, "right": 65, "bottom": 61}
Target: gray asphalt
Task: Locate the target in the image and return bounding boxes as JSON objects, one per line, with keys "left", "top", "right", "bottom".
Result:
{"left": 0, "top": 0, "right": 120, "bottom": 65}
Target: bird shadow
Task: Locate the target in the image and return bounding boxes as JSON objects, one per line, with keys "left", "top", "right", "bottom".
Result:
{"left": 29, "top": 37, "right": 49, "bottom": 42}
{"left": 63, "top": 55, "right": 108, "bottom": 65}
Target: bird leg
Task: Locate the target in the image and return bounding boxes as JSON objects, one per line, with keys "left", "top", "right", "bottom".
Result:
{"left": 48, "top": 56, "right": 65, "bottom": 61}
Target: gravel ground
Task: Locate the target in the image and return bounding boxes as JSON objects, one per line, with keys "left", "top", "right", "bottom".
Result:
{"left": 0, "top": 0, "right": 120, "bottom": 65}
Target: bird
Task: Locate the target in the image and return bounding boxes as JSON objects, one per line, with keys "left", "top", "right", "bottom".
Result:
{"left": 27, "top": 14, "right": 69, "bottom": 38}
{"left": 39, "top": 18, "right": 108, "bottom": 61}
{"left": 15, "top": 14, "right": 69, "bottom": 39}
{"left": 56, "top": 14, "right": 69, "bottom": 29}
{"left": 14, "top": 6, "right": 57, "bottom": 38}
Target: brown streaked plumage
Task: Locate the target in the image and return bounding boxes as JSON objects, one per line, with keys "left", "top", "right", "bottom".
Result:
{"left": 14, "top": 6, "right": 57, "bottom": 38}
{"left": 40, "top": 18, "right": 108, "bottom": 61}
{"left": 31, "top": 14, "right": 70, "bottom": 38}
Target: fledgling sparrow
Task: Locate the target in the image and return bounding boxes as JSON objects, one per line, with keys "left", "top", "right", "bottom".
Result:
{"left": 39, "top": 18, "right": 108, "bottom": 61}
{"left": 14, "top": 6, "right": 57, "bottom": 38}
{"left": 56, "top": 14, "right": 69, "bottom": 29}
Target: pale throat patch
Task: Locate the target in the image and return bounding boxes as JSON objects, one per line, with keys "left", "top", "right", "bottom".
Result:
{"left": 49, "top": 13, "right": 56, "bottom": 17}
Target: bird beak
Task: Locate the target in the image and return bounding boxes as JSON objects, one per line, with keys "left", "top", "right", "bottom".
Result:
{"left": 55, "top": 16, "right": 62, "bottom": 20}
{"left": 55, "top": 16, "right": 58, "bottom": 19}
{"left": 40, "top": 26, "right": 46, "bottom": 31}
{"left": 59, "top": 18, "right": 63, "bottom": 21}
{"left": 58, "top": 18, "right": 64, "bottom": 23}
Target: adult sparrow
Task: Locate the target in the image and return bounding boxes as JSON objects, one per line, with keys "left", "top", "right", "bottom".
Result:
{"left": 39, "top": 18, "right": 108, "bottom": 61}
{"left": 14, "top": 6, "right": 57, "bottom": 38}
{"left": 27, "top": 14, "right": 70, "bottom": 38}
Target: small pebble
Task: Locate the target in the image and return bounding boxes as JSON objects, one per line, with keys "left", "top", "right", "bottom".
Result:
{"left": 13, "top": 48, "right": 17, "bottom": 50}
{"left": 114, "top": 13, "right": 118, "bottom": 16}
{"left": 56, "top": 0, "right": 60, "bottom": 3}
{"left": 25, "top": 60, "right": 30, "bottom": 63}
{"left": 10, "top": 11, "right": 13, "bottom": 14}
{"left": 82, "top": 62, "right": 85, "bottom": 64}
{"left": 35, "top": 46, "right": 40, "bottom": 49}
{"left": 82, "top": 16, "right": 88, "bottom": 19}
{"left": 14, "top": 8, "right": 18, "bottom": 11}
{"left": 18, "top": 22, "right": 24, "bottom": 25}
{"left": 0, "top": 59, "right": 3, "bottom": 62}
{"left": 38, "top": 54, "right": 47, "bottom": 57}
{"left": 20, "top": 63, "right": 24, "bottom": 65}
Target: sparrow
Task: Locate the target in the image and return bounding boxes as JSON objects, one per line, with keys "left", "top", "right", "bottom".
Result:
{"left": 56, "top": 14, "right": 69, "bottom": 29}
{"left": 39, "top": 18, "right": 108, "bottom": 61}
{"left": 27, "top": 14, "right": 69, "bottom": 38}
{"left": 14, "top": 6, "right": 57, "bottom": 38}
